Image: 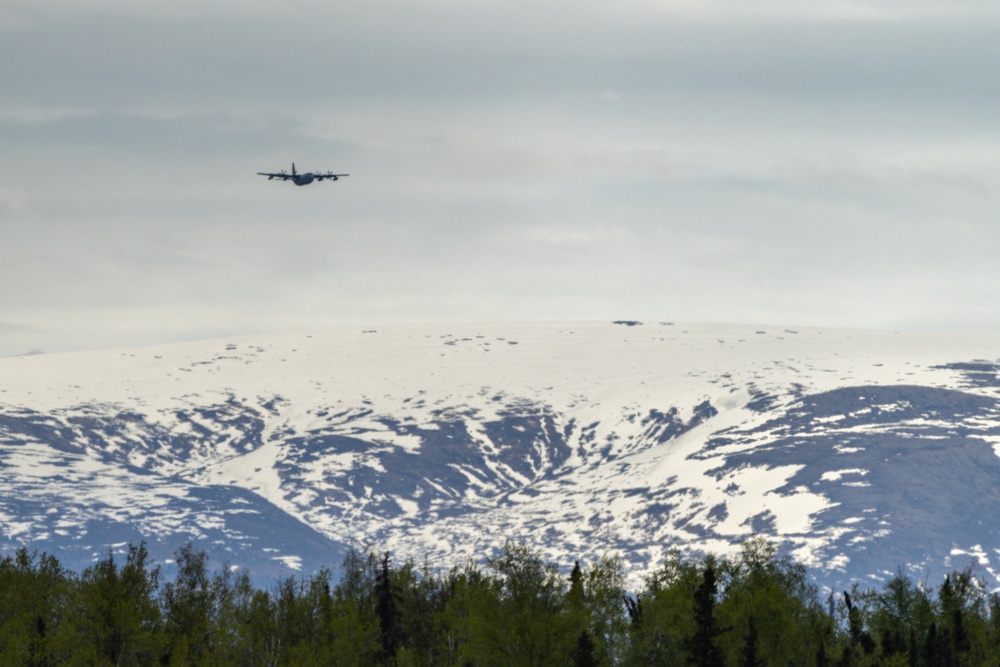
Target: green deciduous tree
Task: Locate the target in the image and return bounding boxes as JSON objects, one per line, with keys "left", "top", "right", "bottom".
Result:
{"left": 717, "top": 538, "right": 829, "bottom": 667}
{"left": 75, "top": 542, "right": 162, "bottom": 666}
{"left": 10, "top": 533, "right": 1000, "bottom": 666}
{"left": 622, "top": 549, "right": 701, "bottom": 666}
{"left": 462, "top": 541, "right": 572, "bottom": 665}
{"left": 0, "top": 548, "right": 73, "bottom": 667}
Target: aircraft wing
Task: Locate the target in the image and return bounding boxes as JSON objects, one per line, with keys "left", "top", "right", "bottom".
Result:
{"left": 314, "top": 173, "right": 350, "bottom": 181}
{"left": 257, "top": 172, "right": 293, "bottom": 181}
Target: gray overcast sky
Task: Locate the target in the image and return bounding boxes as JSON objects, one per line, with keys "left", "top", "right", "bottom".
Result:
{"left": 3, "top": 0, "right": 1000, "bottom": 356}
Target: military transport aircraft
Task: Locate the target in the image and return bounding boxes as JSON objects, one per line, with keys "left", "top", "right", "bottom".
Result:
{"left": 257, "top": 163, "right": 349, "bottom": 186}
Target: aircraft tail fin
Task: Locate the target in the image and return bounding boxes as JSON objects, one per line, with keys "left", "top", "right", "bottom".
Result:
{"left": 292, "top": 162, "right": 296, "bottom": 175}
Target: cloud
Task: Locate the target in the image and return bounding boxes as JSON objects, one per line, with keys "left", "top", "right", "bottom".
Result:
{"left": 2, "top": 1, "right": 1000, "bottom": 353}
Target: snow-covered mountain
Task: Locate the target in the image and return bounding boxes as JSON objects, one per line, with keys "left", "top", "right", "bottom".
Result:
{"left": 3, "top": 321, "right": 1000, "bottom": 590}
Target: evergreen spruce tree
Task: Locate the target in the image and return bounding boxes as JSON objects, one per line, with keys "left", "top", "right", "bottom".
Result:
{"left": 685, "top": 563, "right": 725, "bottom": 667}
{"left": 568, "top": 561, "right": 585, "bottom": 609}
{"left": 843, "top": 589, "right": 875, "bottom": 656}
{"left": 738, "top": 616, "right": 764, "bottom": 667}
{"left": 14, "top": 527, "right": 1000, "bottom": 666}
{"left": 572, "top": 629, "right": 598, "bottom": 667}
{"left": 924, "top": 621, "right": 943, "bottom": 667}
{"left": 940, "top": 572, "right": 974, "bottom": 662}
{"left": 375, "top": 551, "right": 402, "bottom": 661}
{"left": 567, "top": 561, "right": 587, "bottom": 630}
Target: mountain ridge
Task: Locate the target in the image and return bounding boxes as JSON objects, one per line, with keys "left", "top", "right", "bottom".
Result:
{"left": 2, "top": 321, "right": 1000, "bottom": 589}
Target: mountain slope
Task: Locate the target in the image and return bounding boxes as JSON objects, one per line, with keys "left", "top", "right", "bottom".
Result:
{"left": 2, "top": 322, "right": 1000, "bottom": 589}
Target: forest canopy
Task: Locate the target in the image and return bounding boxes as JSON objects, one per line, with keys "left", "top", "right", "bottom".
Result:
{"left": 0, "top": 536, "right": 997, "bottom": 666}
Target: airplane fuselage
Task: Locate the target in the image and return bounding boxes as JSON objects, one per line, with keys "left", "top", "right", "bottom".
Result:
{"left": 258, "top": 162, "right": 348, "bottom": 186}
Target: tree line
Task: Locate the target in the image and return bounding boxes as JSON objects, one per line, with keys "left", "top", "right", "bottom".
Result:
{"left": 1, "top": 536, "right": 999, "bottom": 666}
